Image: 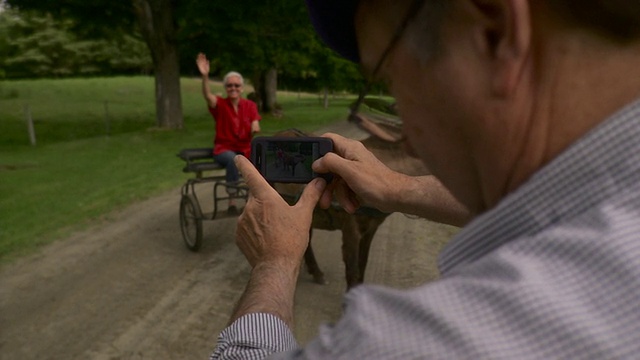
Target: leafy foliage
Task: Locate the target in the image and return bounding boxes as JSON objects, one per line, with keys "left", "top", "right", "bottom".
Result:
{"left": 176, "top": 0, "right": 364, "bottom": 93}
{"left": 6, "top": 0, "right": 136, "bottom": 38}
{"left": 0, "top": 9, "right": 152, "bottom": 78}
{"left": 3, "top": 0, "right": 372, "bottom": 93}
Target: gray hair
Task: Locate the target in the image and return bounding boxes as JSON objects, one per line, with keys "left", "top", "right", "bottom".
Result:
{"left": 223, "top": 71, "right": 244, "bottom": 85}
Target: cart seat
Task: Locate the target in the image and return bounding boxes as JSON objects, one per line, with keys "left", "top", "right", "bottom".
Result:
{"left": 177, "top": 148, "right": 223, "bottom": 177}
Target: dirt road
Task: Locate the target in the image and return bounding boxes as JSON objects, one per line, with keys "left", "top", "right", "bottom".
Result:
{"left": 0, "top": 122, "right": 459, "bottom": 359}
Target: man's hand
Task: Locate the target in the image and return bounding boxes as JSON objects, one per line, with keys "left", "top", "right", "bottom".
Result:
{"left": 312, "top": 133, "right": 402, "bottom": 214}
{"left": 313, "top": 133, "right": 471, "bottom": 226}
{"left": 234, "top": 155, "right": 326, "bottom": 269}
{"left": 196, "top": 53, "right": 210, "bottom": 76}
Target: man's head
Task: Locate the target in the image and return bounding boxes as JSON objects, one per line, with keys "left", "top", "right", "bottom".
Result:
{"left": 223, "top": 71, "right": 244, "bottom": 99}
{"left": 307, "top": 0, "right": 640, "bottom": 214}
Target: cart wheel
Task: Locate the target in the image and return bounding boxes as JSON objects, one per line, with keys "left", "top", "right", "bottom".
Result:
{"left": 180, "top": 194, "right": 203, "bottom": 251}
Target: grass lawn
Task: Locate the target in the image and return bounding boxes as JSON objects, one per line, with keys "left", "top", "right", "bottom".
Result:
{"left": 0, "top": 76, "right": 354, "bottom": 263}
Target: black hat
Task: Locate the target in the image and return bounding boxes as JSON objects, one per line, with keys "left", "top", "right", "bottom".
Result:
{"left": 305, "top": 0, "right": 361, "bottom": 63}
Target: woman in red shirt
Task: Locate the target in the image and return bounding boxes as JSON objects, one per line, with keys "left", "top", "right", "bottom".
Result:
{"left": 196, "top": 53, "right": 261, "bottom": 214}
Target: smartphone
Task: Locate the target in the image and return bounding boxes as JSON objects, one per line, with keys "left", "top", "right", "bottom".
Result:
{"left": 250, "top": 136, "right": 334, "bottom": 183}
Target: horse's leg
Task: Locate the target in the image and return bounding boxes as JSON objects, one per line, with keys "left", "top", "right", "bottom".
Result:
{"left": 356, "top": 217, "right": 386, "bottom": 284}
{"left": 303, "top": 229, "right": 326, "bottom": 285}
{"left": 341, "top": 219, "right": 362, "bottom": 291}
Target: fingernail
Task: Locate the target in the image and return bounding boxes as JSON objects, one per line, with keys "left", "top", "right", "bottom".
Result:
{"left": 315, "top": 178, "right": 326, "bottom": 191}
{"left": 311, "top": 157, "right": 322, "bottom": 171}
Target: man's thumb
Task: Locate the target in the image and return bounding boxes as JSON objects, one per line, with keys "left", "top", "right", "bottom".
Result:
{"left": 296, "top": 178, "right": 326, "bottom": 210}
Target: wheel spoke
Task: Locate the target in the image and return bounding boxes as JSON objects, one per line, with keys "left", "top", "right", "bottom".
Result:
{"left": 180, "top": 195, "right": 203, "bottom": 251}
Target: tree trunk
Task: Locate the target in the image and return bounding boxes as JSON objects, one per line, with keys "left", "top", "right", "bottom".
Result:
{"left": 250, "top": 71, "right": 264, "bottom": 111}
{"left": 263, "top": 67, "right": 277, "bottom": 113}
{"left": 133, "top": 0, "right": 183, "bottom": 129}
{"left": 251, "top": 68, "right": 278, "bottom": 113}
{"left": 323, "top": 86, "right": 329, "bottom": 109}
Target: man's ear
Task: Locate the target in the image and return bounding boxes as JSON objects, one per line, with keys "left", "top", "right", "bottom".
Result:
{"left": 470, "top": 0, "right": 531, "bottom": 96}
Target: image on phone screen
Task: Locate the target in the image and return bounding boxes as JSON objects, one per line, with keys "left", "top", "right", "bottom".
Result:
{"left": 265, "top": 141, "right": 317, "bottom": 181}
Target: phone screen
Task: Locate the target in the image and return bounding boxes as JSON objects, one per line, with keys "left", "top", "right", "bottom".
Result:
{"left": 251, "top": 136, "right": 333, "bottom": 183}
{"left": 265, "top": 141, "right": 318, "bottom": 181}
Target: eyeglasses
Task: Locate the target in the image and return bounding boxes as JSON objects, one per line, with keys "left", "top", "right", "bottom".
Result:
{"left": 225, "top": 83, "right": 242, "bottom": 89}
{"left": 349, "top": 0, "right": 426, "bottom": 124}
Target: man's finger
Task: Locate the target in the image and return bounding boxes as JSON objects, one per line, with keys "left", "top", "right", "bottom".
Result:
{"left": 295, "top": 178, "right": 326, "bottom": 211}
{"left": 313, "top": 151, "right": 359, "bottom": 180}
{"left": 334, "top": 180, "right": 358, "bottom": 214}
{"left": 318, "top": 181, "right": 336, "bottom": 209}
{"left": 234, "top": 155, "right": 276, "bottom": 199}
{"left": 321, "top": 133, "right": 360, "bottom": 157}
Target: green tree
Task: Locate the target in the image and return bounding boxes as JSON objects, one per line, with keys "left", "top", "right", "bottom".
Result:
{"left": 0, "top": 9, "right": 152, "bottom": 77}
{"left": 307, "top": 38, "right": 364, "bottom": 108}
{"left": 177, "top": 0, "right": 362, "bottom": 113}
{"left": 0, "top": 10, "right": 74, "bottom": 77}
{"left": 5, "top": 0, "right": 364, "bottom": 122}
{"left": 6, "top": 0, "right": 183, "bottom": 129}
{"left": 177, "top": 0, "right": 302, "bottom": 112}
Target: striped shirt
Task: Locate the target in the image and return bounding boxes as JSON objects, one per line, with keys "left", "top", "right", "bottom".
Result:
{"left": 211, "top": 99, "right": 640, "bottom": 359}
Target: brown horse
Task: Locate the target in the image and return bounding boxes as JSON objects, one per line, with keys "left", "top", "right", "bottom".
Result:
{"left": 282, "top": 152, "right": 306, "bottom": 176}
{"left": 273, "top": 119, "right": 429, "bottom": 290}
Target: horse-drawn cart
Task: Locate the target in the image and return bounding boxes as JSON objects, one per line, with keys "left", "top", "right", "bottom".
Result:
{"left": 177, "top": 148, "right": 248, "bottom": 251}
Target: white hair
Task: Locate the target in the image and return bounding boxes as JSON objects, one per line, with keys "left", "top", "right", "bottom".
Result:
{"left": 223, "top": 71, "right": 244, "bottom": 85}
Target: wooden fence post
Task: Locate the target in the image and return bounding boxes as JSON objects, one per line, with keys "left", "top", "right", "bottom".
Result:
{"left": 104, "top": 101, "right": 111, "bottom": 137}
{"left": 24, "top": 104, "right": 36, "bottom": 146}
